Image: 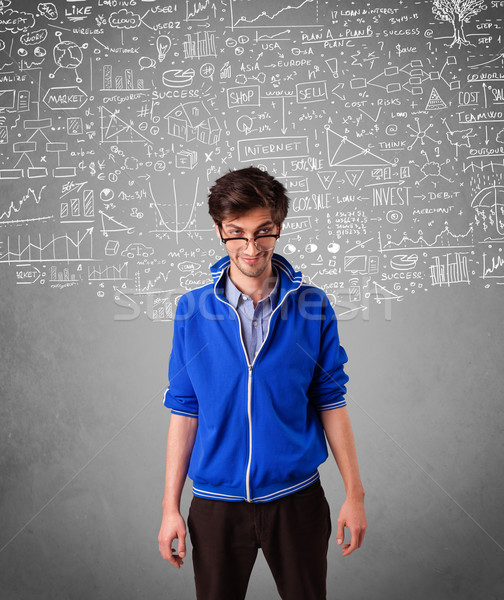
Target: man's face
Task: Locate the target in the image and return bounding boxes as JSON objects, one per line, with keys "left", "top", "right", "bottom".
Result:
{"left": 216, "top": 207, "right": 281, "bottom": 280}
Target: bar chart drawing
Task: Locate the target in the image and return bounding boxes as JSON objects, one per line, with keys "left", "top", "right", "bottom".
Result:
{"left": 152, "top": 297, "right": 175, "bottom": 321}
{"left": 60, "top": 189, "right": 95, "bottom": 220}
{"left": 50, "top": 266, "right": 79, "bottom": 283}
{"left": 183, "top": 31, "right": 217, "bottom": 59}
{"left": 101, "top": 65, "right": 146, "bottom": 92}
{"left": 430, "top": 253, "right": 470, "bottom": 286}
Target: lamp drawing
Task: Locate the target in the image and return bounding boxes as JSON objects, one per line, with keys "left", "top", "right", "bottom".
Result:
{"left": 156, "top": 36, "right": 172, "bottom": 63}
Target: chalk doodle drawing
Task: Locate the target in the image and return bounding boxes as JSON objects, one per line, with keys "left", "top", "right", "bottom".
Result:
{"left": 0, "top": 0, "right": 502, "bottom": 316}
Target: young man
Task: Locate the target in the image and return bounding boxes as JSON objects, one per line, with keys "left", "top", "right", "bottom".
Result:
{"left": 158, "top": 167, "right": 366, "bottom": 600}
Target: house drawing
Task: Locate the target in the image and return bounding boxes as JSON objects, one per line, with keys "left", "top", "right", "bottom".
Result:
{"left": 164, "top": 101, "right": 221, "bottom": 145}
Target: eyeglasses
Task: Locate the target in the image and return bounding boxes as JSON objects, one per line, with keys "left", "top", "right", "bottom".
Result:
{"left": 218, "top": 225, "right": 280, "bottom": 254}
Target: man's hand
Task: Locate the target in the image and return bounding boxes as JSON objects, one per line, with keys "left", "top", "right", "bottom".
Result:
{"left": 336, "top": 495, "right": 367, "bottom": 557}
{"left": 158, "top": 511, "right": 187, "bottom": 569}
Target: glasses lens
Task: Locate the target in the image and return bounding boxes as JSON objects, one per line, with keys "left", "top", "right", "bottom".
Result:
{"left": 225, "top": 239, "right": 248, "bottom": 253}
{"left": 255, "top": 236, "right": 277, "bottom": 251}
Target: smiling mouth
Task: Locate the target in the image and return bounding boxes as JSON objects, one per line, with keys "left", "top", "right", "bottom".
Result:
{"left": 240, "top": 255, "right": 263, "bottom": 264}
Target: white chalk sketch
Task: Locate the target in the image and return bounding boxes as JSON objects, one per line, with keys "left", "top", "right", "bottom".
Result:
{"left": 99, "top": 211, "right": 135, "bottom": 237}
{"left": 100, "top": 106, "right": 153, "bottom": 144}
{"left": 230, "top": 0, "right": 318, "bottom": 29}
{"left": 326, "top": 126, "right": 395, "bottom": 168}
{"left": 482, "top": 252, "right": 504, "bottom": 279}
{"left": 88, "top": 262, "right": 129, "bottom": 281}
{"left": 49, "top": 32, "right": 88, "bottom": 83}
{"left": 431, "top": 0, "right": 486, "bottom": 48}
{"left": 0, "top": 228, "right": 94, "bottom": 263}
{"left": 430, "top": 252, "right": 470, "bottom": 286}
{"left": 472, "top": 185, "right": 504, "bottom": 237}
{"left": 0, "top": 0, "right": 502, "bottom": 315}
{"left": 379, "top": 225, "right": 474, "bottom": 252}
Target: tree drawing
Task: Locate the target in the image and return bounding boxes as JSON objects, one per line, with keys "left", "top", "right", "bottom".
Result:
{"left": 432, "top": 0, "right": 486, "bottom": 48}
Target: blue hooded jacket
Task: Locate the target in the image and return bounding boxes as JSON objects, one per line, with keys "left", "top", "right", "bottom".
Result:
{"left": 164, "top": 254, "right": 349, "bottom": 503}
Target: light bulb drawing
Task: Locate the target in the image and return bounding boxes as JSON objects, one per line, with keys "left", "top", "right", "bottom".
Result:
{"left": 156, "top": 36, "right": 172, "bottom": 63}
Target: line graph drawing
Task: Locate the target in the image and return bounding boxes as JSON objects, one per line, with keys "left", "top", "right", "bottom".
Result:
{"left": 186, "top": 0, "right": 217, "bottom": 22}
{"left": 463, "top": 159, "right": 504, "bottom": 173}
{"left": 0, "top": 228, "right": 94, "bottom": 264}
{"left": 229, "top": 0, "right": 318, "bottom": 29}
{"left": 88, "top": 263, "right": 129, "bottom": 281}
{"left": 0, "top": 186, "right": 47, "bottom": 222}
{"left": 378, "top": 225, "right": 474, "bottom": 253}
{"left": 134, "top": 270, "right": 173, "bottom": 294}
{"left": 481, "top": 252, "right": 504, "bottom": 278}
{"left": 148, "top": 178, "right": 213, "bottom": 243}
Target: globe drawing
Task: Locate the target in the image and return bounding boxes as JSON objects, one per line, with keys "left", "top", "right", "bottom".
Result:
{"left": 53, "top": 41, "right": 83, "bottom": 69}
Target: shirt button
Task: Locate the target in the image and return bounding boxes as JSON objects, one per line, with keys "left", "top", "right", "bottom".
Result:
{"left": 242, "top": 295, "right": 248, "bottom": 301}
{"left": 253, "top": 321, "right": 258, "bottom": 327}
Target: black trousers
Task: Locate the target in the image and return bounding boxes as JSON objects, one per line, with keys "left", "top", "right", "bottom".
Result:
{"left": 187, "top": 480, "right": 332, "bottom": 600}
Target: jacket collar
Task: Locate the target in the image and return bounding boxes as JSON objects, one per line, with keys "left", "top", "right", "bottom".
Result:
{"left": 210, "top": 253, "right": 303, "bottom": 305}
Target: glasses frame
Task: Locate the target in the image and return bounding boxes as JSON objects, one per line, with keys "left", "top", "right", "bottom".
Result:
{"left": 218, "top": 224, "right": 280, "bottom": 254}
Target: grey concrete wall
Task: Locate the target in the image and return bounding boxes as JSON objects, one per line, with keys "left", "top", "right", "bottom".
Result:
{"left": 1, "top": 283, "right": 502, "bottom": 599}
{"left": 1, "top": 0, "right": 503, "bottom": 598}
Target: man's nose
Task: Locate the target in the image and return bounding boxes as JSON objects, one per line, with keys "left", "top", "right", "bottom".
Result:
{"left": 243, "top": 239, "right": 260, "bottom": 256}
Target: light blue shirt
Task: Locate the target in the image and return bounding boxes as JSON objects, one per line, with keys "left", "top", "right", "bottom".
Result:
{"left": 224, "top": 269, "right": 279, "bottom": 364}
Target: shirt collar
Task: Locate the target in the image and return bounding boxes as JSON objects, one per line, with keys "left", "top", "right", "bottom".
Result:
{"left": 224, "top": 267, "right": 279, "bottom": 309}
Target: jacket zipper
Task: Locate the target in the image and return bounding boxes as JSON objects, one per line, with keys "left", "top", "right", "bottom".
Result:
{"left": 245, "top": 364, "right": 253, "bottom": 502}
{"left": 214, "top": 268, "right": 302, "bottom": 502}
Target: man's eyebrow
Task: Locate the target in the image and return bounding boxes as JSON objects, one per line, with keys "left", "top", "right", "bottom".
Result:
{"left": 224, "top": 220, "right": 274, "bottom": 230}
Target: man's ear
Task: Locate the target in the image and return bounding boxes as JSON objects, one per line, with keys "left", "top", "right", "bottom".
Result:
{"left": 214, "top": 221, "right": 221, "bottom": 238}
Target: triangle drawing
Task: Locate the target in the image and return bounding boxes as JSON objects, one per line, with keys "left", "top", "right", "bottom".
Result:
{"left": 326, "top": 127, "right": 393, "bottom": 167}
{"left": 373, "top": 281, "right": 403, "bottom": 302}
{"left": 317, "top": 171, "right": 337, "bottom": 190}
{"left": 345, "top": 169, "right": 364, "bottom": 187}
{"left": 425, "top": 87, "right": 447, "bottom": 111}
{"left": 99, "top": 210, "right": 135, "bottom": 236}
{"left": 100, "top": 106, "right": 153, "bottom": 144}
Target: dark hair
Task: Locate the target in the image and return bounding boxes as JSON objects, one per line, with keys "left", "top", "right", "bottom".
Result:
{"left": 208, "top": 166, "right": 289, "bottom": 225}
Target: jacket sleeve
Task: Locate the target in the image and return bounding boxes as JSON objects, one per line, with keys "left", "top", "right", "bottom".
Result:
{"left": 307, "top": 296, "right": 349, "bottom": 412}
{"left": 163, "top": 295, "right": 199, "bottom": 418}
